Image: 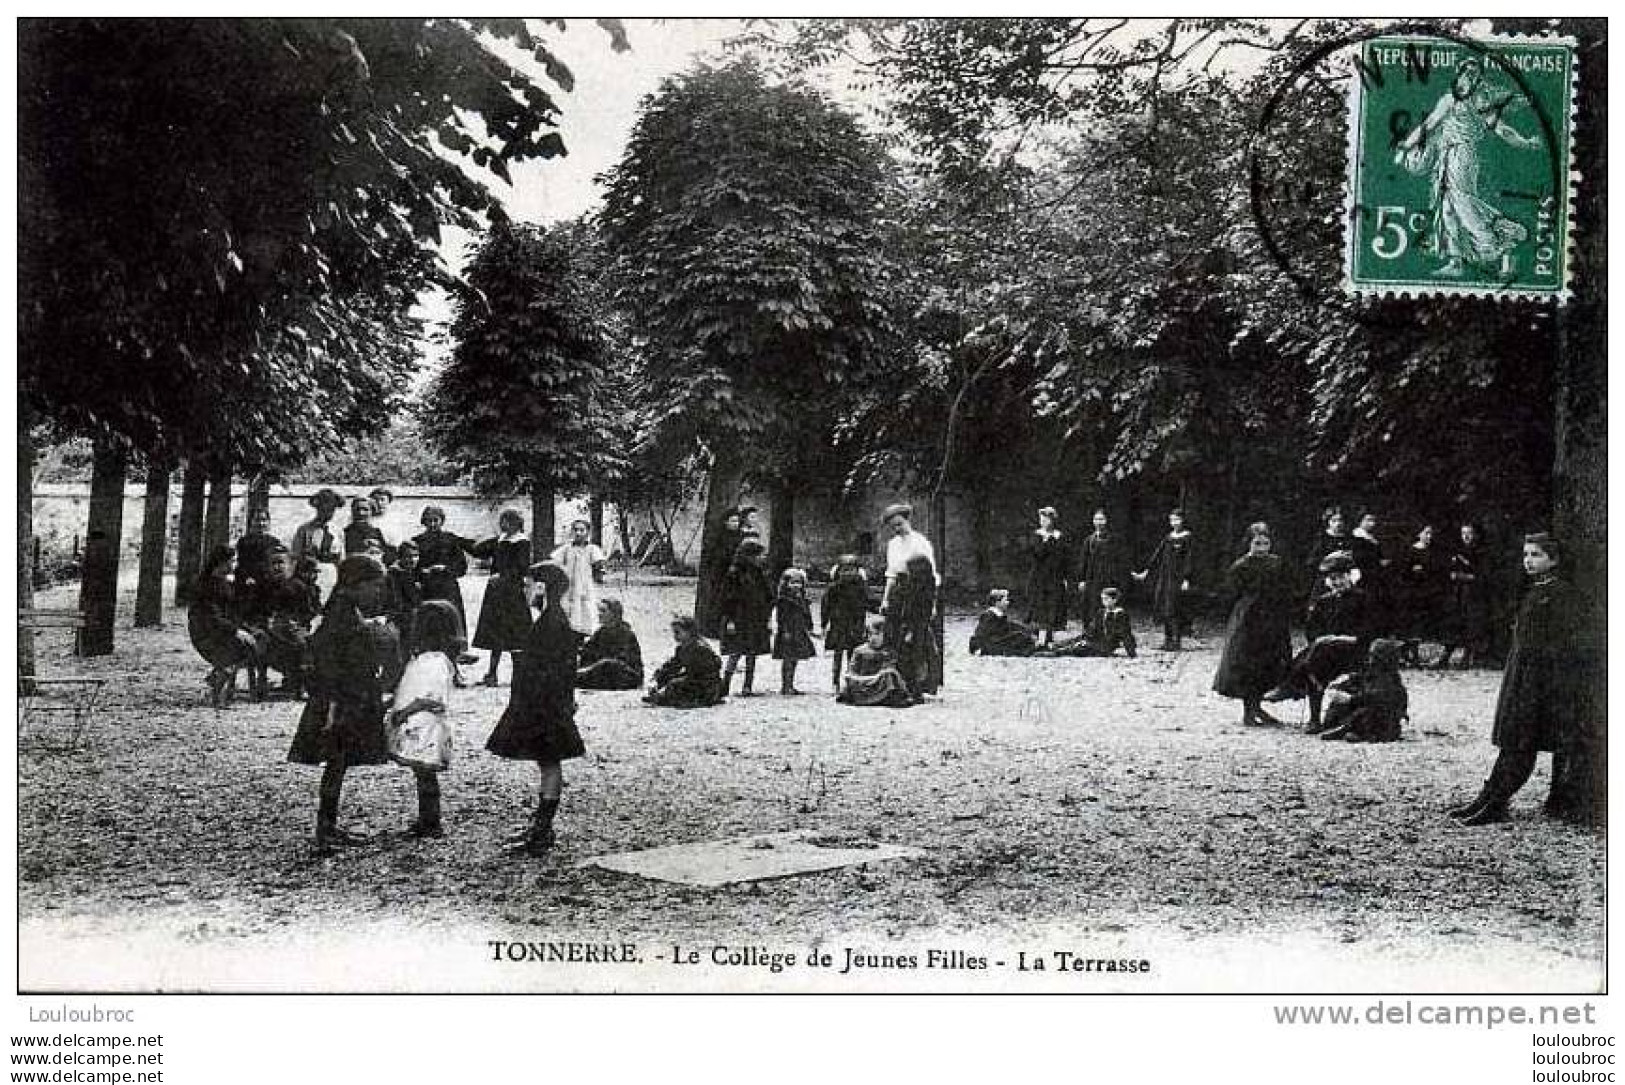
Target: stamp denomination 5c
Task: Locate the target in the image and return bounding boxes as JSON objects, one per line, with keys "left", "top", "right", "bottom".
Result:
{"left": 1345, "top": 35, "right": 1577, "bottom": 301}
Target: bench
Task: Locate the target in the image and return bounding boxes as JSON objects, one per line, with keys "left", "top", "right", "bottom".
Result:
{"left": 18, "top": 608, "right": 106, "bottom": 750}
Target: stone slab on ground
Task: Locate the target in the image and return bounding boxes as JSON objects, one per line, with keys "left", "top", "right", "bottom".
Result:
{"left": 582, "top": 830, "right": 925, "bottom": 888}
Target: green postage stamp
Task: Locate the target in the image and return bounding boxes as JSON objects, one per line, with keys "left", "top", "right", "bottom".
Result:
{"left": 1345, "top": 35, "right": 1577, "bottom": 301}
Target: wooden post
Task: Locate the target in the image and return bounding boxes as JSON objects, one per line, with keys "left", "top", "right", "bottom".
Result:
{"left": 76, "top": 434, "right": 128, "bottom": 657}
{"left": 246, "top": 470, "right": 271, "bottom": 521}
{"left": 173, "top": 460, "right": 207, "bottom": 605}
{"left": 134, "top": 456, "right": 173, "bottom": 627}
{"left": 767, "top": 476, "right": 795, "bottom": 580}
{"left": 530, "top": 487, "right": 556, "bottom": 565}
{"left": 588, "top": 495, "right": 605, "bottom": 548}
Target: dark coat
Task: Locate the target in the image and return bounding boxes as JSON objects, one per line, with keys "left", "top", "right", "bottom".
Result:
{"left": 1142, "top": 531, "right": 1195, "bottom": 620}
{"left": 1445, "top": 538, "right": 1493, "bottom": 647}
{"left": 187, "top": 575, "right": 255, "bottom": 669}
{"left": 233, "top": 532, "right": 284, "bottom": 605}
{"left": 1398, "top": 542, "right": 1449, "bottom": 641}
{"left": 1047, "top": 608, "right": 1137, "bottom": 658}
{"left": 287, "top": 597, "right": 388, "bottom": 766}
{"left": 773, "top": 594, "right": 817, "bottom": 661}
{"left": 1213, "top": 553, "right": 1294, "bottom": 700}
{"left": 1026, "top": 530, "right": 1071, "bottom": 632}
{"left": 696, "top": 525, "right": 745, "bottom": 639}
{"left": 471, "top": 536, "right": 535, "bottom": 651}
{"left": 885, "top": 563, "right": 941, "bottom": 694}
{"left": 413, "top": 528, "right": 472, "bottom": 627}
{"left": 486, "top": 604, "right": 584, "bottom": 762}
{"left": 343, "top": 523, "right": 392, "bottom": 562}
{"left": 1324, "top": 668, "right": 1408, "bottom": 742}
{"left": 1078, "top": 532, "right": 1129, "bottom": 628}
{"left": 1306, "top": 583, "right": 1374, "bottom": 647}
{"left": 1491, "top": 577, "right": 1586, "bottom": 752}
{"left": 969, "top": 609, "right": 1038, "bottom": 656}
{"left": 719, "top": 562, "right": 774, "bottom": 657}
{"left": 1307, "top": 532, "right": 1353, "bottom": 597}
{"left": 580, "top": 621, "right": 644, "bottom": 680}
{"left": 256, "top": 574, "right": 319, "bottom": 677}
{"left": 820, "top": 574, "right": 872, "bottom": 653}
{"left": 649, "top": 639, "right": 724, "bottom": 708}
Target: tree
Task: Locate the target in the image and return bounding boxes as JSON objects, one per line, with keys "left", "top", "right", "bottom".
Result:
{"left": 19, "top": 17, "right": 627, "bottom": 651}
{"left": 423, "top": 222, "right": 615, "bottom": 558}
{"left": 600, "top": 58, "right": 896, "bottom": 583}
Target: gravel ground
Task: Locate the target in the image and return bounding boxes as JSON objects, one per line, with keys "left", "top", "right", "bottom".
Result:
{"left": 17, "top": 574, "right": 1604, "bottom": 993}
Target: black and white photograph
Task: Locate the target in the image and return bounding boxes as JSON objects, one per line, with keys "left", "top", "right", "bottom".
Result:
{"left": 9, "top": 12, "right": 1611, "bottom": 1077}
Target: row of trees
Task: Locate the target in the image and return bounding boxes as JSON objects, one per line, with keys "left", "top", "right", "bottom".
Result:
{"left": 25, "top": 19, "right": 1604, "bottom": 679}
{"left": 424, "top": 18, "right": 1603, "bottom": 615}
{"left": 20, "top": 18, "right": 629, "bottom": 663}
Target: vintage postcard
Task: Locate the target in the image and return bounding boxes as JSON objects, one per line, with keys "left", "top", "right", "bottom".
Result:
{"left": 14, "top": 17, "right": 1605, "bottom": 1014}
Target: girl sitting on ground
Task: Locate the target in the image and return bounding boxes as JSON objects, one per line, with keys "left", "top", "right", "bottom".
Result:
{"left": 1041, "top": 587, "right": 1138, "bottom": 658}
{"left": 838, "top": 617, "right": 914, "bottom": 708}
{"left": 1317, "top": 637, "right": 1409, "bottom": 744}
{"left": 576, "top": 599, "right": 645, "bottom": 690}
{"left": 969, "top": 589, "right": 1039, "bottom": 656}
{"left": 644, "top": 615, "right": 725, "bottom": 708}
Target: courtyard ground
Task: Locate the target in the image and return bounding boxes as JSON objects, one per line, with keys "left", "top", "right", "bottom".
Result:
{"left": 16, "top": 573, "right": 1604, "bottom": 993}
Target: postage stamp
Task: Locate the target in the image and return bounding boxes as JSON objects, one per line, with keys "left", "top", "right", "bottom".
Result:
{"left": 1344, "top": 35, "right": 1577, "bottom": 301}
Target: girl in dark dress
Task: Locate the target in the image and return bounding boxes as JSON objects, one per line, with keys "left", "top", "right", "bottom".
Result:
{"left": 838, "top": 617, "right": 914, "bottom": 708}
{"left": 1349, "top": 510, "right": 1388, "bottom": 629}
{"left": 577, "top": 599, "right": 645, "bottom": 690}
{"left": 1134, "top": 508, "right": 1196, "bottom": 650}
{"left": 1437, "top": 522, "right": 1493, "bottom": 669}
{"left": 821, "top": 554, "right": 872, "bottom": 691}
{"left": 1264, "top": 552, "right": 1374, "bottom": 732}
{"left": 885, "top": 554, "right": 941, "bottom": 701}
{"left": 1025, "top": 506, "right": 1070, "bottom": 648}
{"left": 969, "top": 589, "right": 1039, "bottom": 656}
{"left": 1077, "top": 509, "right": 1127, "bottom": 634}
{"left": 256, "top": 545, "right": 320, "bottom": 697}
{"left": 1398, "top": 525, "right": 1449, "bottom": 664}
{"left": 772, "top": 567, "right": 817, "bottom": 695}
{"left": 1449, "top": 534, "right": 1594, "bottom": 826}
{"left": 1306, "top": 506, "right": 1352, "bottom": 598}
{"left": 645, "top": 615, "right": 725, "bottom": 708}
{"left": 288, "top": 556, "right": 394, "bottom": 855}
{"left": 412, "top": 505, "right": 474, "bottom": 634}
{"left": 233, "top": 505, "right": 283, "bottom": 611}
{"left": 697, "top": 508, "right": 745, "bottom": 639}
{"left": 1212, "top": 524, "right": 1294, "bottom": 727}
{"left": 471, "top": 509, "right": 534, "bottom": 686}
{"left": 719, "top": 539, "right": 774, "bottom": 697}
{"left": 342, "top": 497, "right": 392, "bottom": 561}
{"left": 1042, "top": 586, "right": 1138, "bottom": 657}
{"left": 487, "top": 562, "right": 584, "bottom": 858}
{"left": 188, "top": 546, "right": 266, "bottom": 706}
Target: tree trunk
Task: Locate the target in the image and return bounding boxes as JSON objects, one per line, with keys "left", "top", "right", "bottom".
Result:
{"left": 19, "top": 415, "right": 37, "bottom": 687}
{"left": 77, "top": 434, "right": 128, "bottom": 657}
{"left": 174, "top": 460, "right": 207, "bottom": 605}
{"left": 530, "top": 487, "right": 556, "bottom": 565}
{"left": 970, "top": 484, "right": 994, "bottom": 595}
{"left": 246, "top": 470, "right": 271, "bottom": 521}
{"left": 588, "top": 495, "right": 605, "bottom": 547}
{"left": 695, "top": 453, "right": 743, "bottom": 629}
{"left": 767, "top": 477, "right": 795, "bottom": 580}
{"left": 204, "top": 464, "right": 232, "bottom": 555}
{"left": 134, "top": 456, "right": 173, "bottom": 627}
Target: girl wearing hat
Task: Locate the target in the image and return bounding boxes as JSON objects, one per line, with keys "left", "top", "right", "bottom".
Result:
{"left": 1449, "top": 533, "right": 1594, "bottom": 826}
{"left": 287, "top": 555, "right": 396, "bottom": 855}
{"left": 470, "top": 509, "right": 534, "bottom": 686}
{"left": 1025, "top": 506, "right": 1070, "bottom": 649}
{"left": 291, "top": 489, "right": 346, "bottom": 600}
{"left": 1263, "top": 549, "right": 1374, "bottom": 732}
{"left": 486, "top": 562, "right": 584, "bottom": 857}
